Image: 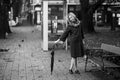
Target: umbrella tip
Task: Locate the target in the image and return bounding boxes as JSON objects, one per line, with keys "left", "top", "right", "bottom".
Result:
{"left": 51, "top": 72, "right": 52, "bottom": 75}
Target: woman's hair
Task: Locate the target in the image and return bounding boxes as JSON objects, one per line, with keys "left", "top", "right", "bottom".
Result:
{"left": 68, "top": 12, "right": 80, "bottom": 27}
{"left": 68, "top": 12, "right": 76, "bottom": 18}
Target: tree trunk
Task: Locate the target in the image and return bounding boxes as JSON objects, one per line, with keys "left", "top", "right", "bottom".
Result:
{"left": 0, "top": 3, "right": 6, "bottom": 38}
{"left": 12, "top": 0, "right": 22, "bottom": 21}
{"left": 0, "top": 17, "right": 6, "bottom": 39}
{"left": 0, "top": 1, "right": 12, "bottom": 39}
{"left": 4, "top": 4, "right": 12, "bottom": 34}
{"left": 81, "top": 11, "right": 95, "bottom": 33}
{"left": 80, "top": 0, "right": 95, "bottom": 33}
{"left": 4, "top": 18, "right": 12, "bottom": 34}
{"left": 80, "top": 0, "right": 105, "bottom": 33}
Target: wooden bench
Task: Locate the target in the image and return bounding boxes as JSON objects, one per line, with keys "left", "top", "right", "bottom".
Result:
{"left": 85, "top": 43, "right": 120, "bottom": 72}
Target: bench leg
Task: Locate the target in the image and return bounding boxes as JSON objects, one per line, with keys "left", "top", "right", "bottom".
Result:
{"left": 85, "top": 56, "right": 88, "bottom": 72}
{"left": 101, "top": 57, "right": 105, "bottom": 71}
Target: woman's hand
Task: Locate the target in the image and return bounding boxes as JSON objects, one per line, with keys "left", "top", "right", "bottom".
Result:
{"left": 83, "top": 40, "right": 85, "bottom": 44}
{"left": 59, "top": 41, "right": 64, "bottom": 44}
{"left": 54, "top": 39, "right": 60, "bottom": 44}
{"left": 54, "top": 39, "right": 63, "bottom": 44}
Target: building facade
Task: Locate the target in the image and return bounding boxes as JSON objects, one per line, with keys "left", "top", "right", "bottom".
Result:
{"left": 28, "top": 0, "right": 81, "bottom": 29}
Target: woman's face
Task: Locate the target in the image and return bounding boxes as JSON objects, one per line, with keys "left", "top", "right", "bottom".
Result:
{"left": 68, "top": 15, "right": 75, "bottom": 22}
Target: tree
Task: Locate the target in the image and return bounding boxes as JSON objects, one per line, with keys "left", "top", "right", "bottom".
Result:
{"left": 0, "top": 0, "right": 12, "bottom": 39}
{"left": 79, "top": 0, "right": 105, "bottom": 33}
{"left": 11, "top": 0, "right": 23, "bottom": 21}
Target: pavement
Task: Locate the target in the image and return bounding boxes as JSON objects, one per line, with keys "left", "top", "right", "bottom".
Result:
{"left": 0, "top": 26, "right": 116, "bottom": 80}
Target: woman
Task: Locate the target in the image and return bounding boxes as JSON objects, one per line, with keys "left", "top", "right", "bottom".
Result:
{"left": 54, "top": 12, "right": 85, "bottom": 74}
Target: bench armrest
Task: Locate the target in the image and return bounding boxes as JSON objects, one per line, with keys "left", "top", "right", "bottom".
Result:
{"left": 85, "top": 48, "right": 103, "bottom": 57}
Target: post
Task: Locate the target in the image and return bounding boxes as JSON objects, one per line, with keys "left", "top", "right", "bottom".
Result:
{"left": 42, "top": 1, "right": 48, "bottom": 51}
{"left": 65, "top": 2, "right": 68, "bottom": 50}
{"left": 112, "top": 13, "right": 116, "bottom": 31}
{"left": 95, "top": 10, "right": 97, "bottom": 26}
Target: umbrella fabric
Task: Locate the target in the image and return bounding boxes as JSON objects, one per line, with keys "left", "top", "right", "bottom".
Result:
{"left": 50, "top": 44, "right": 56, "bottom": 75}
{"left": 51, "top": 50, "right": 54, "bottom": 75}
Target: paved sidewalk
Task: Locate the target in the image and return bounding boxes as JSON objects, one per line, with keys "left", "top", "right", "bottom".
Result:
{"left": 0, "top": 26, "right": 115, "bottom": 80}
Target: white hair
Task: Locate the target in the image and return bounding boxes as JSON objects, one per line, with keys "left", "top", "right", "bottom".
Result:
{"left": 68, "top": 12, "right": 76, "bottom": 18}
{"left": 68, "top": 12, "right": 80, "bottom": 27}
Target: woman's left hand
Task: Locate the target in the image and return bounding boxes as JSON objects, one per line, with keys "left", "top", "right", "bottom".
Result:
{"left": 59, "top": 41, "right": 64, "bottom": 44}
{"left": 83, "top": 40, "right": 85, "bottom": 44}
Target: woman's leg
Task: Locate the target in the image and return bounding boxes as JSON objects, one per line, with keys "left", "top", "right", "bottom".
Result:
{"left": 69, "top": 57, "right": 75, "bottom": 74}
{"left": 74, "top": 58, "right": 77, "bottom": 71}
{"left": 74, "top": 58, "right": 80, "bottom": 74}
{"left": 69, "top": 57, "right": 75, "bottom": 70}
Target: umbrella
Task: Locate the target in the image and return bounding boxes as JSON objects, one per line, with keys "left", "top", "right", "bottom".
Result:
{"left": 50, "top": 44, "right": 56, "bottom": 75}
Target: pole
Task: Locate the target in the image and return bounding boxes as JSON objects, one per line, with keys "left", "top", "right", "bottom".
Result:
{"left": 43, "top": 1, "right": 48, "bottom": 51}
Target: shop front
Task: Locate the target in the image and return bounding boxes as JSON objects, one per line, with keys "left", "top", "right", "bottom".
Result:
{"left": 34, "top": 4, "right": 41, "bottom": 25}
{"left": 112, "top": 6, "right": 120, "bottom": 28}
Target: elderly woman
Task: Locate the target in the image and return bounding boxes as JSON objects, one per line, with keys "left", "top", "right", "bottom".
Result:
{"left": 55, "top": 12, "right": 84, "bottom": 74}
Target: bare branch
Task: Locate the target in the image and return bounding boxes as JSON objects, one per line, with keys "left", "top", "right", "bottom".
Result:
{"left": 87, "top": 0, "right": 105, "bottom": 14}
{"left": 93, "top": 0, "right": 105, "bottom": 11}
{"left": 79, "top": 0, "right": 89, "bottom": 12}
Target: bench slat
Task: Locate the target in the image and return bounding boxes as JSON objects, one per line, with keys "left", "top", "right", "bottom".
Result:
{"left": 89, "top": 57, "right": 120, "bottom": 68}
{"left": 101, "top": 43, "right": 120, "bottom": 55}
{"left": 85, "top": 43, "right": 120, "bottom": 72}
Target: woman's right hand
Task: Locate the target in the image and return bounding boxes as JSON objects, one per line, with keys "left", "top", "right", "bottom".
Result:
{"left": 54, "top": 39, "right": 60, "bottom": 44}
{"left": 54, "top": 39, "right": 63, "bottom": 44}
{"left": 83, "top": 40, "right": 85, "bottom": 44}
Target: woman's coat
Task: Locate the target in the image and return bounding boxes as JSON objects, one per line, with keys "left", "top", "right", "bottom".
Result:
{"left": 59, "top": 24, "right": 84, "bottom": 58}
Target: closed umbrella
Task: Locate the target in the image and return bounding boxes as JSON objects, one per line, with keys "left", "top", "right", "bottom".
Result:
{"left": 50, "top": 44, "right": 56, "bottom": 75}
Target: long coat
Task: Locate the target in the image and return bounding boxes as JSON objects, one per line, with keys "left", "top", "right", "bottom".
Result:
{"left": 59, "top": 24, "right": 84, "bottom": 58}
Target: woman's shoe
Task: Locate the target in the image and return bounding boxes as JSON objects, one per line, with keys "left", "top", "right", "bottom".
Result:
{"left": 75, "top": 70, "right": 80, "bottom": 74}
{"left": 69, "top": 69, "right": 73, "bottom": 74}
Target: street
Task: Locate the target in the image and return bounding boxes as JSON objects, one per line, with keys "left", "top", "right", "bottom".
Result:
{"left": 0, "top": 26, "right": 115, "bottom": 80}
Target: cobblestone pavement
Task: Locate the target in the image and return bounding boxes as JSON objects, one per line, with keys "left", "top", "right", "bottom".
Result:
{"left": 0, "top": 26, "right": 115, "bottom": 80}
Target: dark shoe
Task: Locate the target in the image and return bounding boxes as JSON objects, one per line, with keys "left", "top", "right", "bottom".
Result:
{"left": 75, "top": 70, "right": 80, "bottom": 74}
{"left": 69, "top": 69, "right": 73, "bottom": 74}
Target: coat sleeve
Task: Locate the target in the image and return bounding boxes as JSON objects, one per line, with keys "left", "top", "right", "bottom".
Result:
{"left": 59, "top": 27, "right": 71, "bottom": 42}
{"left": 81, "top": 26, "right": 84, "bottom": 39}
